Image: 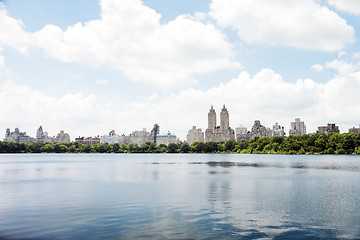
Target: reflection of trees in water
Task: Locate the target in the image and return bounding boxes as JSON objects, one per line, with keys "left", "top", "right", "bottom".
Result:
{"left": 188, "top": 161, "right": 360, "bottom": 172}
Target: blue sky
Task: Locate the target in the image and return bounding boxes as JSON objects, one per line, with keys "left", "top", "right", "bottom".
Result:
{"left": 1, "top": 0, "right": 360, "bottom": 140}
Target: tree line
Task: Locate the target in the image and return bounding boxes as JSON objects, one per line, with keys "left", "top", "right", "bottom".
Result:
{"left": 0, "top": 132, "right": 360, "bottom": 154}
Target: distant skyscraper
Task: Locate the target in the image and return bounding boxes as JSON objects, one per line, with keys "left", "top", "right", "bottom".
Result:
{"left": 251, "top": 120, "right": 270, "bottom": 138}
{"left": 317, "top": 123, "right": 339, "bottom": 134}
{"left": 4, "top": 128, "right": 32, "bottom": 142}
{"left": 208, "top": 105, "right": 216, "bottom": 129}
{"left": 272, "top": 122, "right": 285, "bottom": 137}
{"left": 349, "top": 125, "right": 360, "bottom": 134}
{"left": 36, "top": 126, "right": 45, "bottom": 139}
{"left": 289, "top": 118, "right": 306, "bottom": 136}
{"left": 187, "top": 126, "right": 204, "bottom": 145}
{"left": 205, "top": 105, "right": 235, "bottom": 142}
{"left": 56, "top": 130, "right": 71, "bottom": 143}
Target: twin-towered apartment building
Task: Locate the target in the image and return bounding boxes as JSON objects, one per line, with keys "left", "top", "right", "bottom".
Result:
{"left": 3, "top": 105, "right": 360, "bottom": 145}
{"left": 186, "top": 105, "right": 350, "bottom": 145}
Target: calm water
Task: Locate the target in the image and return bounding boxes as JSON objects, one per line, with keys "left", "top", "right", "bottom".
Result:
{"left": 0, "top": 154, "right": 360, "bottom": 239}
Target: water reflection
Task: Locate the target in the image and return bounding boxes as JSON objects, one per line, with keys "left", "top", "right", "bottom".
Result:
{"left": 0, "top": 154, "right": 359, "bottom": 239}
{"left": 188, "top": 161, "right": 360, "bottom": 172}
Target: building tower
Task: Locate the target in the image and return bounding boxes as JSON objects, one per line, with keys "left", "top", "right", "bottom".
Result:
{"left": 289, "top": 118, "right": 306, "bottom": 136}
{"left": 5, "top": 128, "right": 10, "bottom": 138}
{"left": 149, "top": 123, "right": 160, "bottom": 144}
{"left": 220, "top": 104, "right": 229, "bottom": 130}
{"left": 208, "top": 105, "right": 216, "bottom": 129}
{"left": 36, "top": 126, "right": 45, "bottom": 139}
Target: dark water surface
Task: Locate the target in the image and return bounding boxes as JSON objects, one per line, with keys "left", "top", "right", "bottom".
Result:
{"left": 0, "top": 154, "right": 359, "bottom": 239}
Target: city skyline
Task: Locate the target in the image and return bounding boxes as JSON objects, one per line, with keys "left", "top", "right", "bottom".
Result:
{"left": 3, "top": 112, "right": 358, "bottom": 143}
{"left": 1, "top": 0, "right": 360, "bottom": 140}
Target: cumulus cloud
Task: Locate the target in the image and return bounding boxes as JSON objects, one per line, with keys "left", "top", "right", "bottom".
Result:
{"left": 33, "top": 0, "right": 241, "bottom": 88}
{"left": 353, "top": 52, "right": 360, "bottom": 60}
{"left": 328, "top": 0, "right": 360, "bottom": 15}
{"left": 311, "top": 64, "right": 324, "bottom": 72}
{"left": 96, "top": 79, "right": 108, "bottom": 85}
{"left": 210, "top": 0, "right": 354, "bottom": 51}
{"left": 0, "top": 3, "right": 33, "bottom": 54}
{"left": 1, "top": 58, "right": 360, "bottom": 140}
{"left": 0, "top": 80, "right": 104, "bottom": 138}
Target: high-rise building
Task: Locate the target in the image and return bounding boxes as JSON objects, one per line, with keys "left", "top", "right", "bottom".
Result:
{"left": 149, "top": 124, "right": 160, "bottom": 144}
{"left": 272, "top": 122, "right": 285, "bottom": 137}
{"left": 100, "top": 130, "right": 120, "bottom": 144}
{"left": 75, "top": 136, "right": 100, "bottom": 145}
{"left": 289, "top": 118, "right": 306, "bottom": 136}
{"left": 205, "top": 105, "right": 235, "bottom": 142}
{"left": 349, "top": 125, "right": 360, "bottom": 134}
{"left": 156, "top": 131, "right": 178, "bottom": 146}
{"left": 187, "top": 126, "right": 204, "bottom": 145}
{"left": 236, "top": 124, "right": 251, "bottom": 142}
{"left": 208, "top": 106, "right": 216, "bottom": 129}
{"left": 251, "top": 120, "right": 271, "bottom": 138}
{"left": 36, "top": 126, "right": 45, "bottom": 139}
{"left": 317, "top": 123, "right": 340, "bottom": 134}
{"left": 56, "top": 130, "right": 71, "bottom": 143}
{"left": 4, "top": 128, "right": 32, "bottom": 142}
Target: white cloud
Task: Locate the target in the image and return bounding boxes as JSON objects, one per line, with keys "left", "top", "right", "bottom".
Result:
{"left": 338, "top": 51, "right": 346, "bottom": 59}
{"left": 210, "top": 0, "right": 354, "bottom": 51}
{"left": 328, "top": 0, "right": 360, "bottom": 15}
{"left": 0, "top": 52, "right": 13, "bottom": 84}
{"left": 353, "top": 52, "right": 360, "bottom": 60}
{"left": 325, "top": 59, "right": 355, "bottom": 75}
{"left": 0, "top": 80, "right": 103, "bottom": 138}
{"left": 33, "top": 0, "right": 241, "bottom": 88}
{"left": 311, "top": 64, "right": 324, "bottom": 72}
{"left": 1, "top": 57, "right": 360, "bottom": 140}
{"left": 96, "top": 79, "right": 108, "bottom": 85}
{"left": 0, "top": 3, "right": 33, "bottom": 54}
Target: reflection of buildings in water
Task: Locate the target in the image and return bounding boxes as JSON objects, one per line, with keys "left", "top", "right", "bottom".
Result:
{"left": 208, "top": 179, "right": 232, "bottom": 213}
{"left": 152, "top": 171, "right": 159, "bottom": 181}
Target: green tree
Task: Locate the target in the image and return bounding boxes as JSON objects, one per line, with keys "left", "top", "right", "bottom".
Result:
{"left": 180, "top": 143, "right": 191, "bottom": 153}
{"left": 167, "top": 143, "right": 179, "bottom": 153}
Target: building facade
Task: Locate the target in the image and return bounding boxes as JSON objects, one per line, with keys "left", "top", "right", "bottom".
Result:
{"left": 205, "top": 105, "right": 235, "bottom": 142}
{"left": 100, "top": 130, "right": 121, "bottom": 144}
{"left": 349, "top": 125, "right": 360, "bottom": 134}
{"left": 289, "top": 118, "right": 306, "bottom": 136}
{"left": 250, "top": 120, "right": 271, "bottom": 138}
{"left": 56, "top": 130, "right": 71, "bottom": 143}
{"left": 4, "top": 128, "right": 33, "bottom": 142}
{"left": 272, "top": 122, "right": 285, "bottom": 137}
{"left": 75, "top": 136, "right": 100, "bottom": 145}
{"left": 187, "top": 126, "right": 204, "bottom": 145}
{"left": 36, "top": 126, "right": 54, "bottom": 143}
{"left": 156, "top": 132, "right": 178, "bottom": 146}
{"left": 317, "top": 123, "right": 340, "bottom": 134}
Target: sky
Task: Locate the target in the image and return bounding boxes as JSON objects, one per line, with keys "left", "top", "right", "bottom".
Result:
{"left": 1, "top": 0, "right": 360, "bottom": 140}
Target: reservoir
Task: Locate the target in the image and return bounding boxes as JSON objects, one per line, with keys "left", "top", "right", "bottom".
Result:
{"left": 0, "top": 154, "right": 359, "bottom": 239}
